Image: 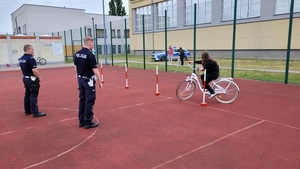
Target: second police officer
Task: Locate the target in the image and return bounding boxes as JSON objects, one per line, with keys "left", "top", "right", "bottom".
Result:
{"left": 74, "top": 36, "right": 102, "bottom": 129}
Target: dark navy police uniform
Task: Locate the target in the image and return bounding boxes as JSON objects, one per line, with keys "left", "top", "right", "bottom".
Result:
{"left": 19, "top": 54, "right": 40, "bottom": 115}
{"left": 74, "top": 48, "right": 97, "bottom": 126}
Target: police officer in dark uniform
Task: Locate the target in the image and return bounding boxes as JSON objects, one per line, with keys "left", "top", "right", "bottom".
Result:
{"left": 178, "top": 47, "right": 185, "bottom": 66}
{"left": 74, "top": 36, "right": 102, "bottom": 129}
{"left": 19, "top": 44, "right": 46, "bottom": 118}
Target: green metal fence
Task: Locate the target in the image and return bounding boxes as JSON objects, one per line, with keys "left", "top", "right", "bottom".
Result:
{"left": 44, "top": 1, "right": 299, "bottom": 84}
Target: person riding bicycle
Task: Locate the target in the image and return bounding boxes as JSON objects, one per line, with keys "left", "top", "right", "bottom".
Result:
{"left": 190, "top": 51, "right": 219, "bottom": 98}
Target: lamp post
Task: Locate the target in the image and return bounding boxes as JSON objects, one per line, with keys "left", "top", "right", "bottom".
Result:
{"left": 152, "top": 0, "right": 154, "bottom": 52}
{"left": 92, "top": 17, "right": 98, "bottom": 63}
{"left": 102, "top": 0, "right": 108, "bottom": 65}
{"left": 92, "top": 18, "right": 95, "bottom": 38}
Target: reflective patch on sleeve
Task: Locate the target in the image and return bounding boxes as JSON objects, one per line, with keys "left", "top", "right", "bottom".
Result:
{"left": 19, "top": 59, "right": 26, "bottom": 63}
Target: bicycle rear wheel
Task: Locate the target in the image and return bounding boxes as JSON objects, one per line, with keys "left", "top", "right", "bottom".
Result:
{"left": 213, "top": 80, "right": 239, "bottom": 104}
{"left": 176, "top": 80, "right": 196, "bottom": 100}
{"left": 39, "top": 58, "right": 47, "bottom": 65}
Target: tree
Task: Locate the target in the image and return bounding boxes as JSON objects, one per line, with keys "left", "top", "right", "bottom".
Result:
{"left": 108, "top": 0, "right": 116, "bottom": 15}
{"left": 108, "top": 0, "right": 127, "bottom": 16}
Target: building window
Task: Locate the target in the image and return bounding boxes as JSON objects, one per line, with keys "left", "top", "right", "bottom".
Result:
{"left": 118, "top": 45, "right": 121, "bottom": 53}
{"left": 111, "top": 29, "right": 115, "bottom": 38}
{"left": 185, "top": 0, "right": 212, "bottom": 25}
{"left": 157, "top": 0, "right": 177, "bottom": 29}
{"left": 22, "top": 24, "right": 27, "bottom": 35}
{"left": 222, "top": 0, "right": 261, "bottom": 21}
{"left": 97, "top": 45, "right": 102, "bottom": 54}
{"left": 135, "top": 5, "right": 152, "bottom": 32}
{"left": 124, "top": 29, "right": 130, "bottom": 38}
{"left": 18, "top": 27, "right": 21, "bottom": 34}
{"left": 87, "top": 28, "right": 92, "bottom": 37}
{"left": 117, "top": 29, "right": 121, "bottom": 38}
{"left": 96, "top": 29, "right": 104, "bottom": 38}
{"left": 127, "top": 45, "right": 130, "bottom": 53}
{"left": 112, "top": 45, "right": 116, "bottom": 54}
{"left": 275, "top": 0, "right": 300, "bottom": 14}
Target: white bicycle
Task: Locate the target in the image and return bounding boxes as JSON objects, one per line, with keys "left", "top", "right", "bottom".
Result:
{"left": 35, "top": 56, "right": 47, "bottom": 65}
{"left": 176, "top": 63, "right": 240, "bottom": 104}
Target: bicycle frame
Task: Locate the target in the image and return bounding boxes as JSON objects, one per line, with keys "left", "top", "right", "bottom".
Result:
{"left": 185, "top": 73, "right": 205, "bottom": 93}
{"left": 213, "top": 78, "right": 240, "bottom": 94}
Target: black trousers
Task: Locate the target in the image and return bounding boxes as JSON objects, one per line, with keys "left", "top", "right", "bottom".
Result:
{"left": 200, "top": 72, "right": 219, "bottom": 94}
{"left": 180, "top": 56, "right": 184, "bottom": 65}
{"left": 77, "top": 77, "right": 96, "bottom": 124}
{"left": 23, "top": 78, "right": 40, "bottom": 114}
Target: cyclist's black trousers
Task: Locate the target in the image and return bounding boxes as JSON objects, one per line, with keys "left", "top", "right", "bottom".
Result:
{"left": 201, "top": 72, "right": 219, "bottom": 94}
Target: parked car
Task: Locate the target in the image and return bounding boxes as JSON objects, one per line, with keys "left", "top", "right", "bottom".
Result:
{"left": 151, "top": 47, "right": 191, "bottom": 61}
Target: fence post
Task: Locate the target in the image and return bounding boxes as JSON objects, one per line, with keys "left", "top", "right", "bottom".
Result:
{"left": 70, "top": 29, "right": 74, "bottom": 57}
{"left": 164, "top": 10, "right": 168, "bottom": 72}
{"left": 110, "top": 21, "right": 114, "bottom": 66}
{"left": 193, "top": 3, "right": 197, "bottom": 73}
{"left": 80, "top": 27, "right": 83, "bottom": 48}
{"left": 95, "top": 24, "right": 99, "bottom": 64}
{"left": 231, "top": 0, "right": 238, "bottom": 78}
{"left": 143, "top": 15, "right": 146, "bottom": 70}
{"left": 64, "top": 30, "right": 68, "bottom": 61}
{"left": 125, "top": 18, "right": 128, "bottom": 67}
{"left": 285, "top": 0, "right": 295, "bottom": 84}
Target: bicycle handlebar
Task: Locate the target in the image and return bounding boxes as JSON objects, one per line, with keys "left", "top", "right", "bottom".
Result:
{"left": 187, "top": 62, "right": 202, "bottom": 71}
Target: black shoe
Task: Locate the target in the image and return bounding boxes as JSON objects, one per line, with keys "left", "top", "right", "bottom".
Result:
{"left": 79, "top": 122, "right": 85, "bottom": 128}
{"left": 84, "top": 122, "right": 99, "bottom": 129}
{"left": 25, "top": 112, "right": 32, "bottom": 115}
{"left": 33, "top": 112, "right": 46, "bottom": 118}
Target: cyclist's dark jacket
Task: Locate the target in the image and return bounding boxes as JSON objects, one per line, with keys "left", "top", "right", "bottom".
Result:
{"left": 195, "top": 59, "right": 219, "bottom": 74}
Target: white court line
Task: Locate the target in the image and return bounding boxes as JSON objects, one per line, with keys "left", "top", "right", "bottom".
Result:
{"left": 265, "top": 120, "right": 300, "bottom": 131}
{"left": 2, "top": 107, "right": 100, "bottom": 168}
{"left": 241, "top": 89, "right": 300, "bottom": 99}
{"left": 23, "top": 116, "right": 99, "bottom": 169}
{"left": 0, "top": 108, "right": 78, "bottom": 136}
{"left": 151, "top": 120, "right": 265, "bottom": 169}
{"left": 0, "top": 117, "right": 76, "bottom": 136}
{"left": 102, "top": 97, "right": 173, "bottom": 113}
{"left": 177, "top": 100, "right": 300, "bottom": 131}
{"left": 209, "top": 107, "right": 300, "bottom": 131}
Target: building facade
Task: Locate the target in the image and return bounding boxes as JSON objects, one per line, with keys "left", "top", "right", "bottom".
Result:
{"left": 129, "top": 0, "right": 300, "bottom": 58}
{"left": 11, "top": 4, "right": 130, "bottom": 56}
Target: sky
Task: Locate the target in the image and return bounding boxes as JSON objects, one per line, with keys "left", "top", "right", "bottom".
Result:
{"left": 0, "top": 0, "right": 129, "bottom": 34}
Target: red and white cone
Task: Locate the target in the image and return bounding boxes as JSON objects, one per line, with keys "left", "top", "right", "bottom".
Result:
{"left": 201, "top": 69, "right": 207, "bottom": 107}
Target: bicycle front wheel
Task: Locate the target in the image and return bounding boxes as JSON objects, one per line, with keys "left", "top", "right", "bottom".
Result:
{"left": 176, "top": 80, "right": 196, "bottom": 100}
{"left": 213, "top": 80, "right": 239, "bottom": 104}
{"left": 39, "top": 58, "right": 47, "bottom": 65}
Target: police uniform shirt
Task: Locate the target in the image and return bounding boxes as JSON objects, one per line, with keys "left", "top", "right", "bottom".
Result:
{"left": 19, "top": 54, "right": 37, "bottom": 76}
{"left": 74, "top": 48, "right": 97, "bottom": 78}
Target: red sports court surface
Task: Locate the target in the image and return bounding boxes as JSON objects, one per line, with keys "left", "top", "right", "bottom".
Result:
{"left": 0, "top": 65, "right": 300, "bottom": 169}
